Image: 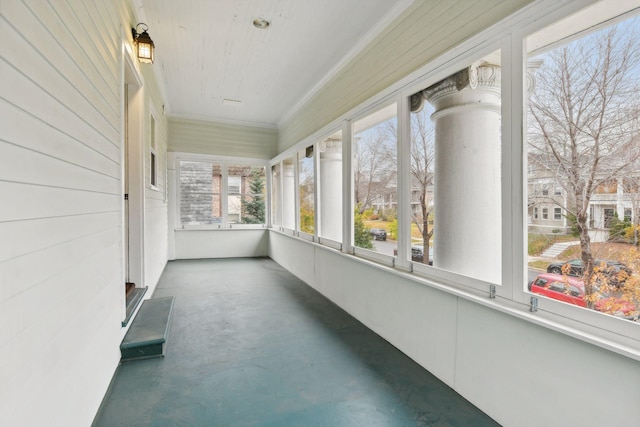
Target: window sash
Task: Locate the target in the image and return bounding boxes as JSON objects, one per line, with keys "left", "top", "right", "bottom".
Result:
{"left": 176, "top": 156, "right": 267, "bottom": 228}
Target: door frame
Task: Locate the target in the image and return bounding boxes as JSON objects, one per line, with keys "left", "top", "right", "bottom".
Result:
{"left": 121, "top": 34, "right": 146, "bottom": 299}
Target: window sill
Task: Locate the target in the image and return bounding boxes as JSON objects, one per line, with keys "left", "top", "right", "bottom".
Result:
{"left": 176, "top": 225, "right": 266, "bottom": 231}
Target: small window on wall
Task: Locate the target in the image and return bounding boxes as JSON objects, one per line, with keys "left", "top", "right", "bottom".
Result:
{"left": 228, "top": 165, "right": 266, "bottom": 225}
{"left": 353, "top": 103, "right": 397, "bottom": 256}
{"left": 542, "top": 208, "right": 548, "bottom": 220}
{"left": 525, "top": 2, "right": 640, "bottom": 323}
{"left": 554, "top": 207, "right": 562, "bottom": 221}
{"left": 150, "top": 114, "right": 158, "bottom": 188}
{"left": 299, "top": 146, "right": 315, "bottom": 234}
{"left": 408, "top": 49, "right": 502, "bottom": 283}
{"left": 179, "top": 160, "right": 222, "bottom": 225}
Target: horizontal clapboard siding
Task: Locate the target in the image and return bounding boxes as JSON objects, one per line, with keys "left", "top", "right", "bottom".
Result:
{"left": 278, "top": 0, "right": 532, "bottom": 151}
{"left": 0, "top": 0, "right": 168, "bottom": 426}
{"left": 169, "top": 116, "right": 278, "bottom": 159}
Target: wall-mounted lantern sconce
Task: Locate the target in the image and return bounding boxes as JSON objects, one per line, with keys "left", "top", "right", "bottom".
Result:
{"left": 132, "top": 23, "right": 155, "bottom": 64}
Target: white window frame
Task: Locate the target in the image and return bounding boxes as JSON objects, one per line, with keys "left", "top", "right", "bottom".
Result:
{"left": 349, "top": 98, "right": 398, "bottom": 266}
{"left": 554, "top": 207, "right": 562, "bottom": 221}
{"left": 297, "top": 145, "right": 316, "bottom": 239}
{"left": 513, "top": 0, "right": 640, "bottom": 353}
{"left": 264, "top": 0, "right": 640, "bottom": 359}
{"left": 174, "top": 153, "right": 267, "bottom": 230}
{"left": 149, "top": 110, "right": 159, "bottom": 191}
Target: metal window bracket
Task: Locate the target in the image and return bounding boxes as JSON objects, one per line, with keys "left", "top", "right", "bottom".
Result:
{"left": 530, "top": 296, "right": 538, "bottom": 312}
{"left": 489, "top": 285, "right": 496, "bottom": 299}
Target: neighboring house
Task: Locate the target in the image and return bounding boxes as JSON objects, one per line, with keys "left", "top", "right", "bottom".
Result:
{"left": 528, "top": 170, "right": 640, "bottom": 239}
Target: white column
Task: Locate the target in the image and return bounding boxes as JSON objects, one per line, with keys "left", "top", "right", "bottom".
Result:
{"left": 616, "top": 179, "right": 625, "bottom": 220}
{"left": 272, "top": 165, "right": 282, "bottom": 227}
{"left": 282, "top": 159, "right": 295, "bottom": 229}
{"left": 423, "top": 63, "right": 501, "bottom": 283}
{"left": 319, "top": 138, "right": 342, "bottom": 241}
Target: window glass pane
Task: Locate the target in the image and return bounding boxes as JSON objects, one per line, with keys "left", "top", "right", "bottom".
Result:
{"left": 409, "top": 101, "right": 435, "bottom": 266}
{"left": 179, "top": 160, "right": 222, "bottom": 225}
{"left": 526, "top": 4, "right": 640, "bottom": 321}
{"left": 150, "top": 115, "right": 157, "bottom": 187}
{"left": 409, "top": 50, "right": 502, "bottom": 283}
{"left": 299, "top": 147, "right": 315, "bottom": 234}
{"left": 353, "top": 103, "right": 397, "bottom": 256}
{"left": 554, "top": 207, "right": 562, "bottom": 221}
{"left": 243, "top": 166, "right": 266, "bottom": 224}
{"left": 318, "top": 130, "right": 343, "bottom": 241}
{"left": 228, "top": 165, "right": 266, "bottom": 224}
{"left": 227, "top": 165, "right": 246, "bottom": 224}
{"left": 150, "top": 151, "right": 157, "bottom": 187}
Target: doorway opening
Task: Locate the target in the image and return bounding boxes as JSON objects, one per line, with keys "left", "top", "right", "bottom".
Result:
{"left": 122, "top": 53, "right": 147, "bottom": 325}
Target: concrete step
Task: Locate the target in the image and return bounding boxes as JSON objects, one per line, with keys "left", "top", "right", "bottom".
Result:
{"left": 120, "top": 296, "right": 175, "bottom": 362}
{"left": 540, "top": 241, "right": 579, "bottom": 259}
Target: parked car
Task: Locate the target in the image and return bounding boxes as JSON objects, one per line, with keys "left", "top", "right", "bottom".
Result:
{"left": 369, "top": 228, "right": 387, "bottom": 241}
{"left": 411, "top": 245, "right": 433, "bottom": 265}
{"left": 528, "top": 273, "right": 638, "bottom": 320}
{"left": 391, "top": 246, "right": 433, "bottom": 265}
{"left": 546, "top": 259, "right": 631, "bottom": 286}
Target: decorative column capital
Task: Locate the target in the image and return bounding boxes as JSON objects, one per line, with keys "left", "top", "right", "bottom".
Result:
{"left": 526, "top": 59, "right": 543, "bottom": 96}
{"left": 318, "top": 138, "right": 342, "bottom": 157}
{"left": 318, "top": 138, "right": 341, "bottom": 151}
{"left": 411, "top": 62, "right": 502, "bottom": 112}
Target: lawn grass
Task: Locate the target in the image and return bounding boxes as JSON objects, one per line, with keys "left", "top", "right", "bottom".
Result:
{"left": 528, "top": 260, "right": 549, "bottom": 270}
{"left": 528, "top": 233, "right": 577, "bottom": 256}
{"left": 558, "top": 242, "right": 636, "bottom": 261}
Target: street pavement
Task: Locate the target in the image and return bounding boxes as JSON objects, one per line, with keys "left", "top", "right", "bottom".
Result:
{"left": 370, "top": 239, "right": 545, "bottom": 284}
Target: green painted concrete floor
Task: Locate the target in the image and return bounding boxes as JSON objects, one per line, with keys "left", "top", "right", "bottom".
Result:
{"left": 93, "top": 258, "right": 499, "bottom": 427}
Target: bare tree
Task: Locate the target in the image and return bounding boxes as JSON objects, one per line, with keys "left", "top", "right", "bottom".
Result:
{"left": 528, "top": 21, "right": 640, "bottom": 305}
{"left": 353, "top": 129, "right": 396, "bottom": 214}
{"left": 410, "top": 108, "right": 435, "bottom": 264}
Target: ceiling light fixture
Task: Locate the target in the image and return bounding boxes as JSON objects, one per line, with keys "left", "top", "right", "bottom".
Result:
{"left": 132, "top": 23, "right": 155, "bottom": 64}
{"left": 252, "top": 18, "right": 270, "bottom": 29}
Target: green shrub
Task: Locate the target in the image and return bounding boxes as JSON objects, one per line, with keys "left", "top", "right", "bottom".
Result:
{"left": 609, "top": 214, "right": 631, "bottom": 242}
{"left": 564, "top": 212, "right": 580, "bottom": 237}
{"left": 388, "top": 219, "right": 398, "bottom": 240}
{"left": 354, "top": 210, "right": 373, "bottom": 249}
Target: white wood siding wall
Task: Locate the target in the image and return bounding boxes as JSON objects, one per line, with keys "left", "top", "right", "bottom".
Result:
{"left": 278, "top": 0, "right": 532, "bottom": 151}
{"left": 169, "top": 116, "right": 278, "bottom": 159}
{"left": 0, "top": 0, "right": 168, "bottom": 425}
{"left": 145, "top": 103, "right": 169, "bottom": 289}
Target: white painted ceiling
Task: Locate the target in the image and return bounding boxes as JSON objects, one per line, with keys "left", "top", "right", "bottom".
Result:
{"left": 135, "top": 0, "right": 413, "bottom": 128}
